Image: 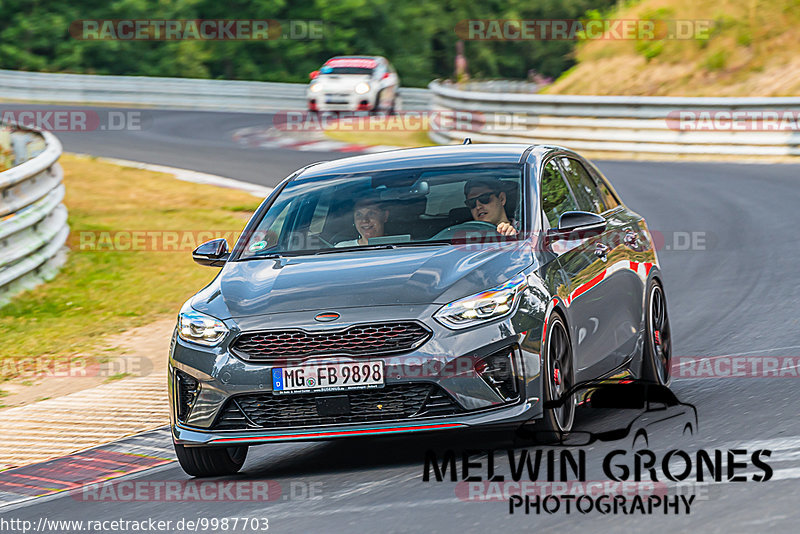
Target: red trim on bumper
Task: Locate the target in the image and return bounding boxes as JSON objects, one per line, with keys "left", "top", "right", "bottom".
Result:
{"left": 208, "top": 423, "right": 466, "bottom": 443}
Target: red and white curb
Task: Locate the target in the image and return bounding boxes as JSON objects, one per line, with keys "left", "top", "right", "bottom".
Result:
{"left": 233, "top": 126, "right": 403, "bottom": 154}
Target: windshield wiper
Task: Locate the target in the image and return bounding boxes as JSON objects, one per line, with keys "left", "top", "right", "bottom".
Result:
{"left": 392, "top": 240, "right": 451, "bottom": 247}
{"left": 237, "top": 253, "right": 286, "bottom": 261}
{"left": 314, "top": 244, "right": 397, "bottom": 255}
{"left": 315, "top": 241, "right": 451, "bottom": 255}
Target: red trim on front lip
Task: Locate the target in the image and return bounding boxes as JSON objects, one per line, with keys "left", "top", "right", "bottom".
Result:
{"left": 208, "top": 423, "right": 466, "bottom": 443}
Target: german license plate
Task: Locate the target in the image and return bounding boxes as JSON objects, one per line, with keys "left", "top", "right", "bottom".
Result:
{"left": 272, "top": 362, "right": 384, "bottom": 395}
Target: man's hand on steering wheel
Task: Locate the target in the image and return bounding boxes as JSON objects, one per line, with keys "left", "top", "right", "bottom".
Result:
{"left": 496, "top": 221, "right": 517, "bottom": 237}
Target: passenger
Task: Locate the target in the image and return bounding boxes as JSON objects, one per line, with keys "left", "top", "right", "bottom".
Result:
{"left": 463, "top": 178, "right": 517, "bottom": 236}
{"left": 336, "top": 195, "right": 390, "bottom": 247}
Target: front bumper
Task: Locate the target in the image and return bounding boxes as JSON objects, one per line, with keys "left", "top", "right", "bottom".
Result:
{"left": 169, "top": 303, "right": 545, "bottom": 447}
{"left": 307, "top": 91, "right": 376, "bottom": 111}
{"left": 173, "top": 400, "right": 538, "bottom": 446}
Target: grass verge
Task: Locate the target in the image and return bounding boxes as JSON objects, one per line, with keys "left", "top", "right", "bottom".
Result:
{"left": 1, "top": 154, "right": 261, "bottom": 370}
{"left": 323, "top": 126, "right": 434, "bottom": 148}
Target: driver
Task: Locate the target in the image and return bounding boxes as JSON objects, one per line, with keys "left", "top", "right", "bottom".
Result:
{"left": 464, "top": 178, "right": 517, "bottom": 236}
{"left": 336, "top": 194, "right": 390, "bottom": 247}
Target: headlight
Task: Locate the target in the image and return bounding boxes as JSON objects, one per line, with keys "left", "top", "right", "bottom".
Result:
{"left": 355, "top": 82, "right": 370, "bottom": 94}
{"left": 178, "top": 309, "right": 228, "bottom": 346}
{"left": 310, "top": 83, "right": 323, "bottom": 93}
{"left": 434, "top": 273, "right": 527, "bottom": 330}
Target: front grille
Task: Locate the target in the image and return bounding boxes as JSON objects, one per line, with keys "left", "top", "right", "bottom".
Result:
{"left": 231, "top": 322, "right": 430, "bottom": 360}
{"left": 213, "top": 383, "right": 462, "bottom": 430}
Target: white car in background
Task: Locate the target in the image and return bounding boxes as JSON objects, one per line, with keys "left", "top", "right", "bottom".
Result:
{"left": 307, "top": 56, "right": 399, "bottom": 113}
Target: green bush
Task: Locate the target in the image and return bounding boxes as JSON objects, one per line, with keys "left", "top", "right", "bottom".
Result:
{"left": 704, "top": 49, "right": 728, "bottom": 70}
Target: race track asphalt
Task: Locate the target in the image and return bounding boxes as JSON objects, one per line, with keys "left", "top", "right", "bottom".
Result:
{"left": 3, "top": 104, "right": 800, "bottom": 533}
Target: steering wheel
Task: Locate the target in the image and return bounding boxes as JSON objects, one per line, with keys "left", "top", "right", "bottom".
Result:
{"left": 450, "top": 221, "right": 499, "bottom": 232}
{"left": 432, "top": 220, "right": 500, "bottom": 240}
{"left": 315, "top": 234, "right": 334, "bottom": 248}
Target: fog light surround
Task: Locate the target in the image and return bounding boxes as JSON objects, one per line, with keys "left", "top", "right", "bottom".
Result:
{"left": 475, "top": 347, "right": 521, "bottom": 402}
{"left": 175, "top": 370, "right": 200, "bottom": 422}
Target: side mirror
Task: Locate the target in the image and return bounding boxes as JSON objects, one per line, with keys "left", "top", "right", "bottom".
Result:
{"left": 309, "top": 70, "right": 320, "bottom": 80}
{"left": 192, "top": 238, "right": 229, "bottom": 267}
{"left": 546, "top": 211, "right": 606, "bottom": 243}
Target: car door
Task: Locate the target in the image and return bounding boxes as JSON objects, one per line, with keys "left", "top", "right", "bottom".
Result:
{"left": 557, "top": 156, "right": 644, "bottom": 376}
{"left": 540, "top": 157, "right": 611, "bottom": 381}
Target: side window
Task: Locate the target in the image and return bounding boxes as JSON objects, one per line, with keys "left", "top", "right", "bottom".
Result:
{"left": 254, "top": 200, "right": 291, "bottom": 250}
{"left": 560, "top": 157, "right": 606, "bottom": 214}
{"left": 540, "top": 160, "right": 578, "bottom": 228}
{"left": 308, "top": 192, "right": 331, "bottom": 234}
{"left": 591, "top": 170, "right": 620, "bottom": 210}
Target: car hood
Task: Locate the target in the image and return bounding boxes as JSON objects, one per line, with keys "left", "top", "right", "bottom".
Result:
{"left": 192, "top": 243, "right": 533, "bottom": 319}
{"left": 313, "top": 74, "right": 371, "bottom": 91}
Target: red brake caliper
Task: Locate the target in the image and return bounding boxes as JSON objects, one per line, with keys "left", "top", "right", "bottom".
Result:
{"left": 553, "top": 368, "right": 560, "bottom": 385}
{"left": 654, "top": 330, "right": 661, "bottom": 345}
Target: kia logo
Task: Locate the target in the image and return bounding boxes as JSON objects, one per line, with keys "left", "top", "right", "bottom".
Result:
{"left": 315, "top": 312, "right": 340, "bottom": 322}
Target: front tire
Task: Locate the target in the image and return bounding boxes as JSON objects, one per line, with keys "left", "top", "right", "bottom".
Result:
{"left": 521, "top": 312, "right": 575, "bottom": 444}
{"left": 642, "top": 279, "right": 672, "bottom": 385}
{"left": 174, "top": 443, "right": 248, "bottom": 477}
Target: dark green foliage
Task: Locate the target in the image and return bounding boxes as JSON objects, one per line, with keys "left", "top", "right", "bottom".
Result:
{"left": 0, "top": 0, "right": 615, "bottom": 86}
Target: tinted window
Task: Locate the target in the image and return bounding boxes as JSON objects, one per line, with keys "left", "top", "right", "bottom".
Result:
{"left": 237, "top": 165, "right": 524, "bottom": 259}
{"left": 560, "top": 157, "right": 606, "bottom": 214}
{"left": 591, "top": 171, "right": 620, "bottom": 210}
{"left": 540, "top": 160, "right": 578, "bottom": 228}
{"left": 320, "top": 66, "right": 373, "bottom": 76}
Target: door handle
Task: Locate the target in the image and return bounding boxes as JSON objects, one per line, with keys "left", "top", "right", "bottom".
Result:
{"left": 594, "top": 242, "right": 609, "bottom": 261}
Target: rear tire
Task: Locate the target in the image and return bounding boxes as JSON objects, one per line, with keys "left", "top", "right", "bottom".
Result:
{"left": 642, "top": 279, "right": 672, "bottom": 386}
{"left": 174, "top": 443, "right": 248, "bottom": 477}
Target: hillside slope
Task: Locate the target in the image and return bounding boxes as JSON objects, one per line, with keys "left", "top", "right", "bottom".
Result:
{"left": 545, "top": 0, "right": 800, "bottom": 96}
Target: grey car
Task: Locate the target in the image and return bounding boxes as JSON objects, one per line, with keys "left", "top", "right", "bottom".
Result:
{"left": 169, "top": 144, "right": 671, "bottom": 477}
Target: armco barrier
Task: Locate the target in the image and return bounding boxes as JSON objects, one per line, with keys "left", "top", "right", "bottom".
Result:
{"left": 0, "top": 69, "right": 431, "bottom": 111}
{"left": 428, "top": 80, "right": 800, "bottom": 156}
{"left": 0, "top": 123, "right": 68, "bottom": 306}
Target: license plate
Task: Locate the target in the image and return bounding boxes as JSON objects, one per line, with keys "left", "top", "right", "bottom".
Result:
{"left": 272, "top": 362, "right": 384, "bottom": 395}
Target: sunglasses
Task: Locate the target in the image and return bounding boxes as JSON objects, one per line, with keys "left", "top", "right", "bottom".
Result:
{"left": 465, "top": 192, "right": 497, "bottom": 209}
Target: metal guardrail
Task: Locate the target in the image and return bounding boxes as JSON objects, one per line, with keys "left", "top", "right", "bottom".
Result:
{"left": 0, "top": 123, "right": 67, "bottom": 306}
{"left": 428, "top": 80, "right": 800, "bottom": 156}
{"left": 0, "top": 69, "right": 431, "bottom": 111}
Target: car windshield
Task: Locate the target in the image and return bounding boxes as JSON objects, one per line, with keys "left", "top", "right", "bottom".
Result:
{"left": 320, "top": 66, "right": 373, "bottom": 76}
{"left": 237, "top": 164, "right": 525, "bottom": 260}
